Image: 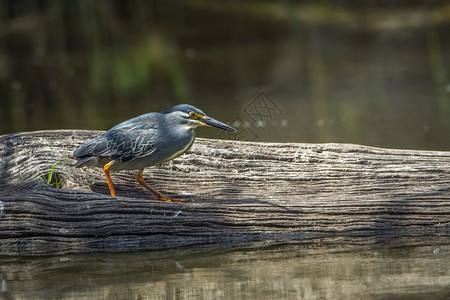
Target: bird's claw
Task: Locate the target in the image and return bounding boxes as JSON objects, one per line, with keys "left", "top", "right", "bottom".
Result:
{"left": 149, "top": 197, "right": 190, "bottom": 203}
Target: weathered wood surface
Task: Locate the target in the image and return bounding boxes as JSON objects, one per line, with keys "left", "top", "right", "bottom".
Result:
{"left": 0, "top": 130, "right": 449, "bottom": 255}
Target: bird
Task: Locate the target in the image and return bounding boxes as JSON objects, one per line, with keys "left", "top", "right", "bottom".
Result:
{"left": 73, "top": 104, "right": 237, "bottom": 202}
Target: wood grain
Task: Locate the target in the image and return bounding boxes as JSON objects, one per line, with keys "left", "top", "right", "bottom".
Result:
{"left": 0, "top": 130, "right": 449, "bottom": 255}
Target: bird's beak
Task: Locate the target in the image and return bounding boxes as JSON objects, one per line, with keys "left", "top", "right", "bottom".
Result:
{"left": 200, "top": 116, "right": 237, "bottom": 132}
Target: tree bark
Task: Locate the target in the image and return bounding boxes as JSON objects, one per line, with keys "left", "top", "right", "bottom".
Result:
{"left": 0, "top": 130, "right": 449, "bottom": 255}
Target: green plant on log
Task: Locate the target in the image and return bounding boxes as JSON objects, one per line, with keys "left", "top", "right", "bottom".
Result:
{"left": 41, "top": 160, "right": 65, "bottom": 188}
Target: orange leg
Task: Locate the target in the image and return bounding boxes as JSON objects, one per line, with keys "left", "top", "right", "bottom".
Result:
{"left": 137, "top": 169, "right": 189, "bottom": 203}
{"left": 103, "top": 161, "right": 116, "bottom": 197}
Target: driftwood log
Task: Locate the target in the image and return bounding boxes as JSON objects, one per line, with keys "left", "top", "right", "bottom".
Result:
{"left": 0, "top": 130, "right": 449, "bottom": 255}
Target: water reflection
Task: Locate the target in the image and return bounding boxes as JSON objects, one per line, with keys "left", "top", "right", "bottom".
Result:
{"left": 1, "top": 1, "right": 449, "bottom": 150}
{"left": 0, "top": 237, "right": 448, "bottom": 299}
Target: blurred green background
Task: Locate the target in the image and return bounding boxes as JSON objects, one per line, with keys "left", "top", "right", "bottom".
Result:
{"left": 0, "top": 0, "right": 449, "bottom": 150}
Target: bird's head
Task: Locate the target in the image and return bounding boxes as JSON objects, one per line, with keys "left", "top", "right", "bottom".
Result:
{"left": 163, "top": 104, "right": 237, "bottom": 132}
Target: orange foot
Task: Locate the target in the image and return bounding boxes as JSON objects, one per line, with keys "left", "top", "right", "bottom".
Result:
{"left": 149, "top": 196, "right": 190, "bottom": 203}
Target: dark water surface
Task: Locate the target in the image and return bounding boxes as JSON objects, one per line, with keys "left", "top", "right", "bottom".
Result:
{"left": 0, "top": 237, "right": 449, "bottom": 299}
{"left": 1, "top": 1, "right": 450, "bottom": 150}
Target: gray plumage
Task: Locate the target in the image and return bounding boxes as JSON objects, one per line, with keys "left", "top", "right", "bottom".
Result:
{"left": 74, "top": 104, "right": 235, "bottom": 171}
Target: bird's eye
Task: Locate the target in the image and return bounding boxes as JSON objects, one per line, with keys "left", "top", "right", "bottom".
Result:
{"left": 189, "top": 111, "right": 202, "bottom": 120}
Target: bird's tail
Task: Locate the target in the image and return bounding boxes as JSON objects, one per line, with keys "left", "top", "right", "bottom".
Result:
{"left": 73, "top": 139, "right": 100, "bottom": 167}
{"left": 74, "top": 156, "right": 89, "bottom": 167}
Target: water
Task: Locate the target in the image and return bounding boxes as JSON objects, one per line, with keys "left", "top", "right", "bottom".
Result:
{"left": 1, "top": 1, "right": 450, "bottom": 150}
{"left": 0, "top": 237, "right": 449, "bottom": 299}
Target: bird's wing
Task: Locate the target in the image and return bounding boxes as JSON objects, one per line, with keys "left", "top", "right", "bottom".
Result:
{"left": 103, "top": 123, "right": 158, "bottom": 163}
{"left": 74, "top": 113, "right": 160, "bottom": 163}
